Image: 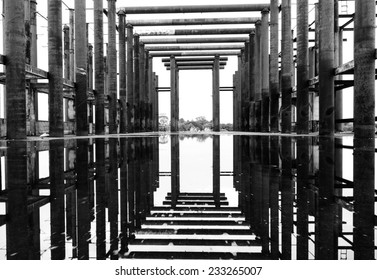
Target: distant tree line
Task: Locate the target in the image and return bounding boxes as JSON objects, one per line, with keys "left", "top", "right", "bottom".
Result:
{"left": 178, "top": 116, "right": 233, "bottom": 131}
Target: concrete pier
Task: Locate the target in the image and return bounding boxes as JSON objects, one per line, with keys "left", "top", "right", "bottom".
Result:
{"left": 254, "top": 21, "right": 262, "bottom": 132}
{"left": 134, "top": 34, "right": 141, "bottom": 132}
{"left": 261, "top": 9, "right": 269, "bottom": 132}
{"left": 126, "top": 24, "right": 134, "bottom": 132}
{"left": 212, "top": 55, "right": 220, "bottom": 132}
{"left": 118, "top": 11, "right": 127, "bottom": 133}
{"left": 170, "top": 56, "right": 178, "bottom": 132}
{"left": 108, "top": 0, "right": 117, "bottom": 134}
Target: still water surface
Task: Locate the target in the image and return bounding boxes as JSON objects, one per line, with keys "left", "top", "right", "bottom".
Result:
{"left": 0, "top": 134, "right": 376, "bottom": 260}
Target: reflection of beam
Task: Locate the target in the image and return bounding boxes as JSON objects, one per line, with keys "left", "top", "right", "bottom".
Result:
{"left": 143, "top": 37, "right": 248, "bottom": 45}
{"left": 138, "top": 28, "right": 253, "bottom": 36}
{"left": 129, "top": 17, "right": 259, "bottom": 26}
{"left": 146, "top": 44, "right": 244, "bottom": 51}
{"left": 118, "top": 4, "right": 270, "bottom": 14}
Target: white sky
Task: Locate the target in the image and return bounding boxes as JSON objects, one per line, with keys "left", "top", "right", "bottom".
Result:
{"left": 0, "top": 1, "right": 364, "bottom": 122}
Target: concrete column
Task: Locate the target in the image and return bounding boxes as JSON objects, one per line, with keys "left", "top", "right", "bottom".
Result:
{"left": 241, "top": 44, "right": 250, "bottom": 131}
{"left": 75, "top": 1, "right": 88, "bottom": 136}
{"left": 270, "top": 0, "right": 279, "bottom": 132}
{"left": 255, "top": 20, "right": 262, "bottom": 132}
{"left": 30, "top": 0, "right": 38, "bottom": 67}
{"left": 126, "top": 24, "right": 134, "bottom": 132}
{"left": 63, "top": 25, "right": 70, "bottom": 80}
{"left": 261, "top": 9, "right": 270, "bottom": 132}
{"left": 94, "top": 0, "right": 105, "bottom": 135}
{"left": 148, "top": 55, "right": 154, "bottom": 131}
{"left": 118, "top": 11, "right": 126, "bottom": 133}
{"left": 296, "top": 0, "right": 309, "bottom": 134}
{"left": 354, "top": 0, "right": 375, "bottom": 139}
{"left": 170, "top": 56, "right": 178, "bottom": 132}
{"left": 249, "top": 31, "right": 256, "bottom": 131}
{"left": 281, "top": 0, "right": 292, "bottom": 133}
{"left": 108, "top": 0, "right": 117, "bottom": 134}
{"left": 5, "top": 0, "right": 26, "bottom": 139}
{"left": 50, "top": 141, "right": 65, "bottom": 259}
{"left": 139, "top": 44, "right": 146, "bottom": 131}
{"left": 213, "top": 55, "right": 220, "bottom": 132}
{"left": 319, "top": 0, "right": 335, "bottom": 136}
{"left": 314, "top": 4, "right": 319, "bottom": 77}
{"left": 69, "top": 9, "right": 75, "bottom": 82}
{"left": 335, "top": 28, "right": 343, "bottom": 132}
{"left": 134, "top": 34, "right": 141, "bottom": 132}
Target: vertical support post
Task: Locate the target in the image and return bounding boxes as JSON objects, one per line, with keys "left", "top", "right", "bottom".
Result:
{"left": 255, "top": 20, "right": 262, "bottom": 132}
{"left": 5, "top": 0, "right": 26, "bottom": 139}
{"left": 126, "top": 24, "right": 134, "bottom": 132}
{"left": 108, "top": 0, "right": 117, "bottom": 134}
{"left": 353, "top": 0, "right": 375, "bottom": 260}
{"left": 69, "top": 9, "right": 75, "bottom": 82}
{"left": 148, "top": 55, "right": 154, "bottom": 131}
{"left": 213, "top": 55, "right": 220, "bottom": 132}
{"left": 30, "top": 0, "right": 38, "bottom": 67}
{"left": 94, "top": 0, "right": 105, "bottom": 134}
{"left": 261, "top": 9, "right": 270, "bottom": 132}
{"left": 75, "top": 0, "right": 88, "bottom": 136}
{"left": 281, "top": 0, "right": 292, "bottom": 133}
{"left": 319, "top": 0, "right": 335, "bottom": 136}
{"left": 139, "top": 43, "right": 146, "bottom": 131}
{"left": 63, "top": 25, "right": 70, "bottom": 80}
{"left": 270, "top": 0, "right": 279, "bottom": 132}
{"left": 170, "top": 56, "right": 178, "bottom": 132}
{"left": 134, "top": 34, "right": 140, "bottom": 132}
{"left": 118, "top": 11, "right": 126, "bottom": 133}
{"left": 334, "top": 0, "right": 343, "bottom": 132}
{"left": 296, "top": 0, "right": 309, "bottom": 134}
{"left": 249, "top": 31, "right": 256, "bottom": 132}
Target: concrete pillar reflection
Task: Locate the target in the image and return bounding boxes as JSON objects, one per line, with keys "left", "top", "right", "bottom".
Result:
{"left": 171, "top": 135, "right": 180, "bottom": 207}
{"left": 261, "top": 137, "right": 270, "bottom": 255}
{"left": 213, "top": 135, "right": 220, "bottom": 207}
{"left": 119, "top": 139, "right": 129, "bottom": 255}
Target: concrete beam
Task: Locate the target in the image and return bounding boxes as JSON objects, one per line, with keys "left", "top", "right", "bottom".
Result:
{"left": 161, "top": 57, "right": 228, "bottom": 62}
{"left": 164, "top": 61, "right": 227, "bottom": 67}
{"left": 150, "top": 50, "right": 241, "bottom": 57}
{"left": 166, "top": 66, "right": 225, "bottom": 70}
{"left": 127, "top": 17, "right": 260, "bottom": 26}
{"left": 118, "top": 4, "right": 270, "bottom": 14}
{"left": 145, "top": 44, "right": 244, "bottom": 51}
{"left": 142, "top": 37, "right": 249, "bottom": 45}
{"left": 137, "top": 28, "right": 254, "bottom": 36}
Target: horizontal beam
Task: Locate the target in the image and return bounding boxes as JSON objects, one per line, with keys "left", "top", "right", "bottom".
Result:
{"left": 138, "top": 28, "right": 254, "bottom": 36}
{"left": 118, "top": 4, "right": 270, "bottom": 14}
{"left": 161, "top": 57, "right": 228, "bottom": 62}
{"left": 166, "top": 66, "right": 225, "bottom": 70}
{"left": 0, "top": 54, "right": 4, "bottom": 64}
{"left": 150, "top": 50, "right": 241, "bottom": 57}
{"left": 127, "top": 17, "right": 260, "bottom": 26}
{"left": 142, "top": 36, "right": 249, "bottom": 45}
{"left": 25, "top": 64, "right": 48, "bottom": 79}
{"left": 146, "top": 44, "right": 244, "bottom": 51}
{"left": 164, "top": 61, "right": 227, "bottom": 67}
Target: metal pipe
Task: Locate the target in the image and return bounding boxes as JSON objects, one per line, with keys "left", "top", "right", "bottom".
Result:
{"left": 108, "top": 0, "right": 117, "bottom": 134}
{"left": 261, "top": 8, "right": 270, "bottom": 132}
{"left": 161, "top": 57, "right": 228, "bottom": 62}
{"left": 150, "top": 50, "right": 241, "bottom": 57}
{"left": 48, "top": 0, "right": 63, "bottom": 137}
{"left": 119, "top": 4, "right": 270, "bottom": 14}
{"left": 137, "top": 28, "right": 254, "bottom": 36}
{"left": 145, "top": 44, "right": 244, "bottom": 51}
{"left": 281, "top": 0, "right": 292, "bottom": 133}
{"left": 319, "top": 0, "right": 335, "bottom": 136}
{"left": 270, "top": 0, "right": 279, "bottom": 132}
{"left": 142, "top": 37, "right": 248, "bottom": 45}
{"left": 5, "top": 0, "right": 26, "bottom": 139}
{"left": 296, "top": 0, "right": 309, "bottom": 134}
{"left": 128, "top": 17, "right": 260, "bottom": 26}
{"left": 126, "top": 24, "right": 134, "bottom": 132}
{"left": 213, "top": 55, "right": 220, "bottom": 132}
{"left": 118, "top": 11, "right": 126, "bottom": 134}
{"left": 354, "top": 0, "right": 375, "bottom": 139}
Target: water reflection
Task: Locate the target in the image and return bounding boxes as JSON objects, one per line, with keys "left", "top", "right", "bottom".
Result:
{"left": 0, "top": 135, "right": 376, "bottom": 260}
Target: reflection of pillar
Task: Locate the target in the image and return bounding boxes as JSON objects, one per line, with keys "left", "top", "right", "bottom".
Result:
{"left": 281, "top": 0, "right": 292, "bottom": 133}
{"left": 95, "top": 138, "right": 106, "bottom": 259}
{"left": 171, "top": 135, "right": 180, "bottom": 207}
{"left": 127, "top": 141, "right": 135, "bottom": 236}
{"left": 118, "top": 11, "right": 126, "bottom": 134}
{"left": 353, "top": 138, "right": 375, "bottom": 259}
{"left": 50, "top": 141, "right": 65, "bottom": 259}
{"left": 261, "top": 9, "right": 270, "bottom": 132}
{"left": 108, "top": 0, "right": 117, "bottom": 134}
{"left": 76, "top": 139, "right": 90, "bottom": 259}
{"left": 170, "top": 56, "right": 178, "bottom": 132}
{"left": 261, "top": 137, "right": 270, "bottom": 255}
{"left": 270, "top": 0, "right": 279, "bottom": 132}
{"left": 296, "top": 0, "right": 309, "bottom": 134}
{"left": 213, "top": 135, "right": 220, "bottom": 206}
{"left": 108, "top": 138, "right": 119, "bottom": 259}
{"left": 296, "top": 138, "right": 309, "bottom": 259}
{"left": 213, "top": 55, "right": 220, "bottom": 132}
{"left": 75, "top": 1, "right": 88, "bottom": 136}
{"left": 127, "top": 24, "right": 134, "bottom": 132}
{"left": 6, "top": 142, "right": 29, "bottom": 259}
{"left": 317, "top": 137, "right": 336, "bottom": 259}
{"left": 5, "top": 0, "right": 26, "bottom": 139}
{"left": 119, "top": 138, "right": 129, "bottom": 255}
{"left": 269, "top": 136, "right": 280, "bottom": 259}
{"left": 94, "top": 0, "right": 105, "bottom": 135}
{"left": 281, "top": 137, "right": 293, "bottom": 259}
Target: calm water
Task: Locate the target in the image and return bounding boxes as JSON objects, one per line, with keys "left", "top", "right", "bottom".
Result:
{"left": 0, "top": 134, "right": 376, "bottom": 260}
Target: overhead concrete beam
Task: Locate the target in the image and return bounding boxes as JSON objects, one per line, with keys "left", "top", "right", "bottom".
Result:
{"left": 145, "top": 44, "right": 244, "bottom": 51}
{"left": 150, "top": 50, "right": 241, "bottom": 57}
{"left": 137, "top": 28, "right": 254, "bottom": 36}
{"left": 127, "top": 17, "right": 260, "bottom": 26}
